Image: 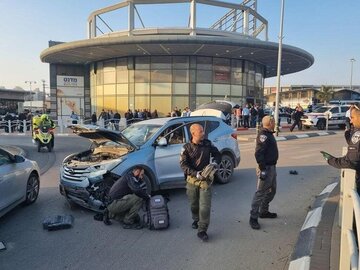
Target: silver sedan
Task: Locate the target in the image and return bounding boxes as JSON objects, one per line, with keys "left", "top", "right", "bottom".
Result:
{"left": 0, "top": 146, "right": 40, "bottom": 218}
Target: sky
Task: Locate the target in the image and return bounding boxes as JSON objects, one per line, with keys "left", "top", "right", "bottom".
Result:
{"left": 0, "top": 0, "right": 359, "bottom": 91}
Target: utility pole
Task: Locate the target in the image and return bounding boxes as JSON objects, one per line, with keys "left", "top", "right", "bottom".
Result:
{"left": 350, "top": 58, "right": 356, "bottom": 90}
{"left": 25, "top": 80, "right": 36, "bottom": 112}
{"left": 41, "top": 79, "right": 46, "bottom": 113}
{"left": 274, "top": 0, "right": 285, "bottom": 136}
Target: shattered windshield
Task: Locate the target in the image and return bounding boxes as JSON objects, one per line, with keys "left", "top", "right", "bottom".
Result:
{"left": 122, "top": 124, "right": 161, "bottom": 147}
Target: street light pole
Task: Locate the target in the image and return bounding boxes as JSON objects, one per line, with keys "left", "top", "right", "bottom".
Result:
{"left": 41, "top": 79, "right": 46, "bottom": 113}
{"left": 275, "top": 0, "right": 285, "bottom": 136}
{"left": 25, "top": 80, "right": 36, "bottom": 112}
{"left": 350, "top": 58, "right": 356, "bottom": 90}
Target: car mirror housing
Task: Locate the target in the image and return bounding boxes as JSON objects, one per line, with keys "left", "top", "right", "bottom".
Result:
{"left": 14, "top": 155, "right": 25, "bottom": 163}
{"left": 157, "top": 137, "right": 168, "bottom": 147}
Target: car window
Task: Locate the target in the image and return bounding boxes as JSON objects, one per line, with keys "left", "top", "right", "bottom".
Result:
{"left": 122, "top": 124, "right": 162, "bottom": 147}
{"left": 341, "top": 106, "right": 350, "bottom": 113}
{"left": 330, "top": 107, "right": 339, "bottom": 113}
{"left": 206, "top": 121, "right": 220, "bottom": 134}
{"left": 0, "top": 150, "right": 12, "bottom": 166}
{"left": 314, "top": 107, "right": 329, "bottom": 113}
{"left": 156, "top": 123, "right": 185, "bottom": 145}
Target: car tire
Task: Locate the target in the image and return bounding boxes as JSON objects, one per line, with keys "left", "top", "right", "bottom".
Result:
{"left": 142, "top": 174, "right": 153, "bottom": 195}
{"left": 317, "top": 120, "right": 326, "bottom": 130}
{"left": 216, "top": 155, "right": 234, "bottom": 184}
{"left": 338, "top": 124, "right": 346, "bottom": 129}
{"left": 37, "top": 142, "right": 41, "bottom": 152}
{"left": 23, "top": 173, "right": 40, "bottom": 205}
{"left": 47, "top": 144, "right": 52, "bottom": 152}
{"left": 304, "top": 126, "right": 310, "bottom": 129}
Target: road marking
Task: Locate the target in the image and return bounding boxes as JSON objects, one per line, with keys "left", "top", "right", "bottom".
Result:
{"left": 296, "top": 134, "right": 309, "bottom": 138}
{"left": 318, "top": 132, "right": 329, "bottom": 136}
{"left": 301, "top": 207, "right": 322, "bottom": 231}
{"left": 288, "top": 256, "right": 310, "bottom": 270}
{"left": 319, "top": 182, "right": 338, "bottom": 196}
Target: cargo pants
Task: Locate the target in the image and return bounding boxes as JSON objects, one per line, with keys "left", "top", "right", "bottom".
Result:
{"left": 186, "top": 176, "right": 212, "bottom": 232}
{"left": 107, "top": 194, "right": 143, "bottom": 224}
{"left": 250, "top": 165, "right": 277, "bottom": 219}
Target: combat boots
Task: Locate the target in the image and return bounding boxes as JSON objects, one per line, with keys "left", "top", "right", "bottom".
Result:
{"left": 259, "top": 211, "right": 277, "bottom": 219}
{"left": 249, "top": 217, "right": 260, "bottom": 230}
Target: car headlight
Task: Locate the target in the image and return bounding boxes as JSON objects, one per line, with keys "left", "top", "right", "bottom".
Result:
{"left": 88, "top": 169, "right": 108, "bottom": 180}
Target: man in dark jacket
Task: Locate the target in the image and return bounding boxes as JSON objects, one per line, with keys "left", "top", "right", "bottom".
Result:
{"left": 250, "top": 115, "right": 279, "bottom": 230}
{"left": 322, "top": 107, "right": 360, "bottom": 193}
{"left": 290, "top": 105, "right": 304, "bottom": 132}
{"left": 113, "top": 111, "right": 121, "bottom": 131}
{"left": 180, "top": 123, "right": 221, "bottom": 241}
{"left": 107, "top": 167, "right": 150, "bottom": 229}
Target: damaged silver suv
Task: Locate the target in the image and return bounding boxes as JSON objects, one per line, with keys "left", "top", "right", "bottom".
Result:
{"left": 59, "top": 116, "right": 240, "bottom": 212}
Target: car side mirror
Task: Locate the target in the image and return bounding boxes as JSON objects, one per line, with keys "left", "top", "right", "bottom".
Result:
{"left": 14, "top": 155, "right": 25, "bottom": 163}
{"left": 157, "top": 137, "right": 168, "bottom": 147}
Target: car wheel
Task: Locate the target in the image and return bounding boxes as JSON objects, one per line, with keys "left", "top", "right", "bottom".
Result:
{"left": 317, "top": 120, "right": 326, "bottom": 130}
{"left": 338, "top": 124, "right": 346, "bottom": 129}
{"left": 47, "top": 144, "right": 52, "bottom": 152}
{"left": 304, "top": 126, "right": 310, "bottom": 129}
{"left": 216, "top": 155, "right": 234, "bottom": 184}
{"left": 142, "top": 174, "right": 153, "bottom": 195}
{"left": 24, "top": 173, "right": 40, "bottom": 205}
{"left": 37, "top": 142, "right": 41, "bottom": 152}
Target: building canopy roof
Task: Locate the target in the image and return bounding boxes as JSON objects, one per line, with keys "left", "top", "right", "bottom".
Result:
{"left": 41, "top": 33, "right": 313, "bottom": 78}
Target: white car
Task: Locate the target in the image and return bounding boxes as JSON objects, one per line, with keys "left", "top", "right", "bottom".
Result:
{"left": 301, "top": 105, "right": 350, "bottom": 130}
{"left": 0, "top": 146, "right": 40, "bottom": 218}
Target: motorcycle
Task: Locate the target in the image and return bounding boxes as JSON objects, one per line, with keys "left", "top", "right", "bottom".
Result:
{"left": 33, "top": 124, "right": 54, "bottom": 152}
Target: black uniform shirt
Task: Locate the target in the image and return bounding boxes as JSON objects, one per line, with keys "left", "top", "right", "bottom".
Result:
{"left": 109, "top": 172, "right": 148, "bottom": 201}
{"left": 255, "top": 128, "right": 279, "bottom": 171}
{"left": 328, "top": 128, "right": 360, "bottom": 172}
{"left": 180, "top": 139, "right": 221, "bottom": 177}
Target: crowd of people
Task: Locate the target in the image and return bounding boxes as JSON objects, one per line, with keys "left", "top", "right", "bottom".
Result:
{"left": 233, "top": 104, "right": 265, "bottom": 128}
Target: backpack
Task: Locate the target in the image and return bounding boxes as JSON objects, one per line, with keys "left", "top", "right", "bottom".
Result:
{"left": 145, "top": 195, "right": 169, "bottom": 230}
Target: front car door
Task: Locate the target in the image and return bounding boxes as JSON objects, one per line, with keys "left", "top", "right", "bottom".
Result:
{"left": 0, "top": 150, "right": 23, "bottom": 211}
{"left": 154, "top": 123, "right": 187, "bottom": 186}
{"left": 329, "top": 107, "right": 340, "bottom": 125}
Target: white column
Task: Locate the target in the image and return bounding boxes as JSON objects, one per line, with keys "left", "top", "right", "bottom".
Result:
{"left": 190, "top": 0, "right": 196, "bottom": 36}
{"left": 243, "top": 9, "right": 249, "bottom": 35}
{"left": 128, "top": 2, "right": 134, "bottom": 36}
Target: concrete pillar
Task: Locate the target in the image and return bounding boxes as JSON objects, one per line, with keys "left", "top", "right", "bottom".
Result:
{"left": 128, "top": 2, "right": 134, "bottom": 36}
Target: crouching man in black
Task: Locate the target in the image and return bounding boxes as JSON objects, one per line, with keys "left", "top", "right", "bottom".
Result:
{"left": 106, "top": 167, "right": 150, "bottom": 229}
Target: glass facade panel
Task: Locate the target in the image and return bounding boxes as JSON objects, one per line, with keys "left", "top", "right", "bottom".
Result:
{"left": 151, "top": 69, "right": 172, "bottom": 83}
{"left": 135, "top": 70, "right": 150, "bottom": 83}
{"left": 151, "top": 96, "right": 171, "bottom": 117}
{"left": 196, "top": 83, "right": 212, "bottom": 95}
{"left": 197, "top": 57, "right": 212, "bottom": 70}
{"left": 173, "top": 69, "right": 189, "bottom": 82}
{"left": 96, "top": 85, "right": 103, "bottom": 96}
{"left": 116, "top": 96, "right": 128, "bottom": 114}
{"left": 104, "top": 84, "right": 116, "bottom": 95}
{"left": 213, "top": 84, "right": 230, "bottom": 96}
{"left": 117, "top": 84, "right": 128, "bottom": 95}
{"left": 135, "top": 83, "right": 150, "bottom": 95}
{"left": 104, "top": 96, "right": 117, "bottom": 111}
{"left": 173, "top": 83, "right": 189, "bottom": 95}
{"left": 231, "top": 85, "right": 243, "bottom": 97}
{"left": 151, "top": 56, "right": 172, "bottom": 69}
{"left": 151, "top": 83, "right": 171, "bottom": 95}
{"left": 116, "top": 69, "right": 128, "bottom": 83}
{"left": 96, "top": 96, "right": 103, "bottom": 113}
{"left": 172, "top": 96, "right": 189, "bottom": 111}
{"left": 173, "top": 56, "right": 189, "bottom": 69}
{"left": 196, "top": 70, "right": 212, "bottom": 83}
{"left": 135, "top": 96, "right": 149, "bottom": 110}
{"left": 196, "top": 96, "right": 212, "bottom": 107}
{"left": 135, "top": 57, "right": 150, "bottom": 69}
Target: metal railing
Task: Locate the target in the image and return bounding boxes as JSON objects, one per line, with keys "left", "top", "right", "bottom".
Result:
{"left": 339, "top": 146, "right": 360, "bottom": 269}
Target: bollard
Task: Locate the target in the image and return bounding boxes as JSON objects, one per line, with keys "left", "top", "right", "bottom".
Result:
{"left": 256, "top": 122, "right": 260, "bottom": 135}
{"left": 7, "top": 120, "right": 11, "bottom": 133}
{"left": 59, "top": 118, "right": 64, "bottom": 134}
{"left": 23, "top": 120, "right": 27, "bottom": 135}
{"left": 326, "top": 113, "right": 329, "bottom": 131}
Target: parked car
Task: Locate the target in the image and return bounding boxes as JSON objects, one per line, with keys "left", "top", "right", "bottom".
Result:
{"left": 59, "top": 116, "right": 241, "bottom": 212}
{"left": 301, "top": 105, "right": 350, "bottom": 130}
{"left": 0, "top": 147, "right": 40, "bottom": 218}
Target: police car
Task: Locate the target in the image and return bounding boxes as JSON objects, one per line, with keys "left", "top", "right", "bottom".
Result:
{"left": 301, "top": 105, "right": 350, "bottom": 130}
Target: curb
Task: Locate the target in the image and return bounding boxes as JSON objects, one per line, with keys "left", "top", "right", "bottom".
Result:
{"left": 288, "top": 182, "right": 339, "bottom": 270}
{"left": 237, "top": 131, "right": 337, "bottom": 142}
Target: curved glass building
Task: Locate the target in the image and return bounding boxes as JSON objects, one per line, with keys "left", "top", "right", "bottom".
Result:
{"left": 41, "top": 0, "right": 314, "bottom": 119}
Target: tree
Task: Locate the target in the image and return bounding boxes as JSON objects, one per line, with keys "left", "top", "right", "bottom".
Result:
{"left": 316, "top": 85, "right": 334, "bottom": 105}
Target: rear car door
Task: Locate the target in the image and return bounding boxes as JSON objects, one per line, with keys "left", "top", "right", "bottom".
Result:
{"left": 0, "top": 150, "right": 24, "bottom": 210}
{"left": 154, "top": 123, "right": 186, "bottom": 185}
{"left": 329, "top": 107, "right": 340, "bottom": 124}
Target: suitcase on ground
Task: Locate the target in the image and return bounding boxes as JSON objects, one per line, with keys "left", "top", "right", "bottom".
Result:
{"left": 146, "top": 195, "right": 169, "bottom": 230}
{"left": 42, "top": 215, "right": 74, "bottom": 231}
